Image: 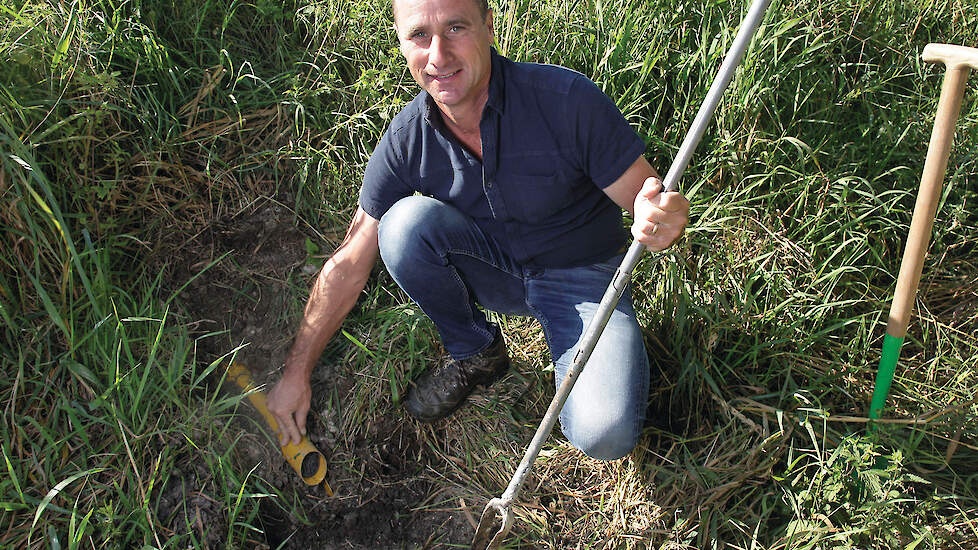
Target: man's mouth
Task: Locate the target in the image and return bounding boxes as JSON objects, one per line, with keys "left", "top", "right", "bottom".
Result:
{"left": 428, "top": 70, "right": 460, "bottom": 81}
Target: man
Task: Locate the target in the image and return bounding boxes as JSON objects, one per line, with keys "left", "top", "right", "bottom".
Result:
{"left": 267, "top": 0, "right": 689, "bottom": 460}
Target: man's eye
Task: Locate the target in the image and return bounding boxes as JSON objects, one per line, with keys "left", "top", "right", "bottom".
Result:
{"left": 450, "top": 25, "right": 463, "bottom": 32}
{"left": 411, "top": 31, "right": 426, "bottom": 39}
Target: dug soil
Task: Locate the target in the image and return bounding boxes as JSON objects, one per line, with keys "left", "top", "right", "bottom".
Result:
{"left": 161, "top": 197, "right": 475, "bottom": 549}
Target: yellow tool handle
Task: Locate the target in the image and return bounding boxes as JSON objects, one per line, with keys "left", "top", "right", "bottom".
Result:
{"left": 226, "top": 362, "right": 332, "bottom": 494}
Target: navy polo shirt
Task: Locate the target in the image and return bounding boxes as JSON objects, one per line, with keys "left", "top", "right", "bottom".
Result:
{"left": 359, "top": 49, "right": 646, "bottom": 268}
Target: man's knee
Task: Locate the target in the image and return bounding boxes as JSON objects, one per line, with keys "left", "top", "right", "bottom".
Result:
{"left": 561, "top": 409, "right": 641, "bottom": 461}
{"left": 379, "top": 196, "right": 434, "bottom": 245}
{"left": 378, "top": 195, "right": 446, "bottom": 268}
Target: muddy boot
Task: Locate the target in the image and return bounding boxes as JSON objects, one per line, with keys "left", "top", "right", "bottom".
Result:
{"left": 404, "top": 332, "right": 509, "bottom": 422}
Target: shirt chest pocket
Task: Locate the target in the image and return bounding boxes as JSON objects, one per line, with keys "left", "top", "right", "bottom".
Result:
{"left": 497, "top": 173, "right": 576, "bottom": 223}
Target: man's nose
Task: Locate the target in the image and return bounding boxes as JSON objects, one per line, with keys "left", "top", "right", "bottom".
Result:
{"left": 428, "top": 34, "right": 450, "bottom": 67}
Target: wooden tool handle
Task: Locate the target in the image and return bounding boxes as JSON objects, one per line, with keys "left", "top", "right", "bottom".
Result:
{"left": 922, "top": 43, "right": 978, "bottom": 71}
{"left": 885, "top": 52, "right": 972, "bottom": 338}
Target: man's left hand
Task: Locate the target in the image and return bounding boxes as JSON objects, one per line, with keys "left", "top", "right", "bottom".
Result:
{"left": 631, "top": 177, "right": 689, "bottom": 252}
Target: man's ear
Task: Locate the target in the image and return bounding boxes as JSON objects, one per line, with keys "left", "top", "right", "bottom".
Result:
{"left": 486, "top": 9, "right": 494, "bottom": 40}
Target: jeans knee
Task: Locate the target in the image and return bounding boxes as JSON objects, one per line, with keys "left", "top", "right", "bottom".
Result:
{"left": 561, "top": 411, "right": 640, "bottom": 461}
{"left": 378, "top": 196, "right": 441, "bottom": 270}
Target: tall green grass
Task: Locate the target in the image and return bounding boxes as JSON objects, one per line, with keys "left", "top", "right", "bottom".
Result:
{"left": 0, "top": 118, "right": 274, "bottom": 547}
{"left": 3, "top": 0, "right": 978, "bottom": 548}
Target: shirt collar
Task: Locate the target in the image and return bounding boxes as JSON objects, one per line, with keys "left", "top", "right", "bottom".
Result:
{"left": 421, "top": 47, "right": 506, "bottom": 126}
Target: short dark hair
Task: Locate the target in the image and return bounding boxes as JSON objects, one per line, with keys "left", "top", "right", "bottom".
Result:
{"left": 392, "top": 0, "right": 490, "bottom": 21}
{"left": 473, "top": 0, "right": 490, "bottom": 19}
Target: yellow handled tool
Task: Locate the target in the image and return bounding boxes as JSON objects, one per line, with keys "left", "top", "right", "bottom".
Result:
{"left": 226, "top": 362, "right": 333, "bottom": 495}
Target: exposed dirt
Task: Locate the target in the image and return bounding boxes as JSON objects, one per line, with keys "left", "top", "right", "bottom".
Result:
{"left": 154, "top": 195, "right": 785, "bottom": 550}
{"left": 160, "top": 197, "right": 474, "bottom": 548}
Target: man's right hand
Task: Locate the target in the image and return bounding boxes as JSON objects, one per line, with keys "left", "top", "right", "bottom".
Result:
{"left": 266, "top": 369, "right": 312, "bottom": 446}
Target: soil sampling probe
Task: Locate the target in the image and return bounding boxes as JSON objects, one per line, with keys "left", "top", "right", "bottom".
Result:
{"left": 225, "top": 361, "right": 333, "bottom": 495}
{"left": 471, "top": 0, "right": 774, "bottom": 547}
{"left": 868, "top": 43, "right": 978, "bottom": 422}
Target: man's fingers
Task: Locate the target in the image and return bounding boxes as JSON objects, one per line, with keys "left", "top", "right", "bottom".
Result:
{"left": 637, "top": 220, "right": 676, "bottom": 237}
{"left": 632, "top": 226, "right": 679, "bottom": 252}
{"left": 639, "top": 178, "right": 663, "bottom": 201}
{"left": 266, "top": 374, "right": 312, "bottom": 446}
{"left": 271, "top": 408, "right": 299, "bottom": 446}
{"left": 658, "top": 190, "right": 690, "bottom": 213}
{"left": 296, "top": 402, "right": 310, "bottom": 437}
{"left": 636, "top": 204, "right": 683, "bottom": 230}
{"left": 632, "top": 212, "right": 686, "bottom": 251}
{"left": 632, "top": 180, "right": 688, "bottom": 252}
{"left": 283, "top": 418, "right": 301, "bottom": 446}
{"left": 632, "top": 220, "right": 671, "bottom": 241}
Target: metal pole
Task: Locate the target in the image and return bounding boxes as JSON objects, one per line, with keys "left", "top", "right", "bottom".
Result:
{"left": 473, "top": 1, "right": 775, "bottom": 548}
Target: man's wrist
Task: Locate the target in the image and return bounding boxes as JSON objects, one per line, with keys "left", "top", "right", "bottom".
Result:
{"left": 281, "top": 357, "right": 314, "bottom": 381}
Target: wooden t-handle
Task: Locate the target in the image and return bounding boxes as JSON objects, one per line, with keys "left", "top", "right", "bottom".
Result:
{"left": 922, "top": 43, "right": 978, "bottom": 71}
{"left": 885, "top": 45, "right": 974, "bottom": 338}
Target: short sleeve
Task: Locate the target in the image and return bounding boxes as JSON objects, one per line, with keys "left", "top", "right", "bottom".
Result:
{"left": 359, "top": 129, "right": 415, "bottom": 220}
{"left": 569, "top": 76, "right": 646, "bottom": 189}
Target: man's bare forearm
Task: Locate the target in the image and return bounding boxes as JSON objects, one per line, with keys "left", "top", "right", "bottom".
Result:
{"left": 284, "top": 208, "right": 380, "bottom": 378}
{"left": 284, "top": 259, "right": 368, "bottom": 375}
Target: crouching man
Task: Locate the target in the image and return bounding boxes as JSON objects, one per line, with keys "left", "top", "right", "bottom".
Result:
{"left": 268, "top": 0, "right": 689, "bottom": 460}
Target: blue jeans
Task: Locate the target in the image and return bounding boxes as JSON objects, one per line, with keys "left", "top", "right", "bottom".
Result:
{"left": 377, "top": 196, "right": 649, "bottom": 460}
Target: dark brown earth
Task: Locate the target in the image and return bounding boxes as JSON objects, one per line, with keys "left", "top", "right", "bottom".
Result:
{"left": 159, "top": 197, "right": 475, "bottom": 549}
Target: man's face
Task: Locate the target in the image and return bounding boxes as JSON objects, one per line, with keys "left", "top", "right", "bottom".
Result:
{"left": 393, "top": 0, "right": 494, "bottom": 112}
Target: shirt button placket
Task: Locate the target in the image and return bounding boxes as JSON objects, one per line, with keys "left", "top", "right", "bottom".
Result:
{"left": 482, "top": 121, "right": 499, "bottom": 217}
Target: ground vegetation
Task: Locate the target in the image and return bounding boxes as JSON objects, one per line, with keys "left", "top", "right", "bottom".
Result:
{"left": 2, "top": 0, "right": 977, "bottom": 548}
